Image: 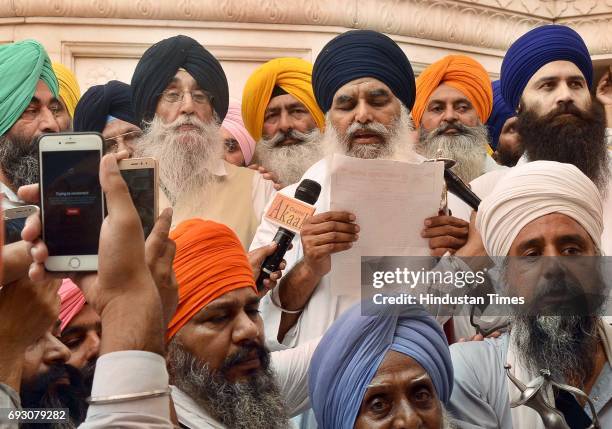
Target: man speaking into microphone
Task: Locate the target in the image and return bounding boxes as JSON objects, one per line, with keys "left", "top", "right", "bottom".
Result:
{"left": 250, "top": 30, "right": 470, "bottom": 352}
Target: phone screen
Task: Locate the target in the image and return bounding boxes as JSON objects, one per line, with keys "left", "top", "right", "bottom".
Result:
{"left": 4, "top": 217, "right": 26, "bottom": 245}
{"left": 120, "top": 167, "right": 155, "bottom": 238}
{"left": 42, "top": 150, "right": 102, "bottom": 255}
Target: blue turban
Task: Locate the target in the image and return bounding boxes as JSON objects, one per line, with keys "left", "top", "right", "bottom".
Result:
{"left": 312, "top": 30, "right": 416, "bottom": 113}
{"left": 486, "top": 80, "right": 515, "bottom": 151}
{"left": 73, "top": 81, "right": 137, "bottom": 133}
{"left": 309, "top": 303, "right": 453, "bottom": 429}
{"left": 500, "top": 25, "right": 592, "bottom": 110}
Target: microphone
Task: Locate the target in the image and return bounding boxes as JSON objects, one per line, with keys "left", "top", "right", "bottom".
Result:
{"left": 444, "top": 168, "right": 481, "bottom": 211}
{"left": 256, "top": 179, "right": 322, "bottom": 291}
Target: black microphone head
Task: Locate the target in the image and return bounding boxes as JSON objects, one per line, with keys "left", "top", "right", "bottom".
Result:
{"left": 294, "top": 179, "right": 321, "bottom": 204}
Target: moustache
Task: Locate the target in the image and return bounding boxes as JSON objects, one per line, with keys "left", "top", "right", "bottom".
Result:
{"left": 543, "top": 102, "right": 590, "bottom": 123}
{"left": 266, "top": 129, "right": 310, "bottom": 147}
{"left": 432, "top": 121, "right": 472, "bottom": 137}
{"left": 346, "top": 122, "right": 390, "bottom": 141}
{"left": 167, "top": 116, "right": 206, "bottom": 133}
{"left": 221, "top": 341, "right": 270, "bottom": 374}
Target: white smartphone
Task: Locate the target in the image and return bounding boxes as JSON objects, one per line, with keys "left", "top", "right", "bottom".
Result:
{"left": 119, "top": 157, "right": 158, "bottom": 238}
{"left": 38, "top": 132, "right": 104, "bottom": 271}
{"left": 3, "top": 205, "right": 38, "bottom": 244}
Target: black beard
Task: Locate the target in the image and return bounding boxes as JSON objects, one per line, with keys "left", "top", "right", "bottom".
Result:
{"left": 517, "top": 100, "right": 609, "bottom": 193}
{"left": 0, "top": 133, "right": 39, "bottom": 191}
{"left": 20, "top": 364, "right": 89, "bottom": 429}
{"left": 168, "top": 339, "right": 289, "bottom": 429}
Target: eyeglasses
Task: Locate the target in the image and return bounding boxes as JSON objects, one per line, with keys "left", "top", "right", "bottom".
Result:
{"left": 104, "top": 130, "right": 143, "bottom": 153}
{"left": 160, "top": 89, "right": 213, "bottom": 105}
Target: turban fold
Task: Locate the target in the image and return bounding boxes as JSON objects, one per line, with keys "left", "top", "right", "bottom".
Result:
{"left": 131, "top": 35, "right": 229, "bottom": 126}
{"left": 0, "top": 40, "right": 58, "bottom": 136}
{"left": 167, "top": 219, "right": 256, "bottom": 340}
{"left": 486, "top": 80, "right": 516, "bottom": 151}
{"left": 313, "top": 30, "right": 416, "bottom": 113}
{"left": 309, "top": 303, "right": 453, "bottom": 429}
{"left": 242, "top": 57, "right": 324, "bottom": 141}
{"left": 73, "top": 81, "right": 137, "bottom": 133}
{"left": 52, "top": 62, "right": 81, "bottom": 118}
{"left": 221, "top": 100, "right": 256, "bottom": 165}
{"left": 412, "top": 55, "right": 492, "bottom": 127}
{"left": 500, "top": 25, "right": 592, "bottom": 110}
{"left": 477, "top": 161, "right": 603, "bottom": 257}
{"left": 59, "top": 279, "right": 87, "bottom": 332}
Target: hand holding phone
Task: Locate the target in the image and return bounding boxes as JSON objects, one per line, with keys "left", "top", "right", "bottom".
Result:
{"left": 119, "top": 157, "right": 158, "bottom": 238}
{"left": 4, "top": 205, "right": 38, "bottom": 244}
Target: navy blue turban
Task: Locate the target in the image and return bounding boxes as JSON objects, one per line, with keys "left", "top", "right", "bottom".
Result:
{"left": 73, "top": 80, "right": 137, "bottom": 133}
{"left": 309, "top": 303, "right": 453, "bottom": 429}
{"left": 131, "top": 35, "right": 229, "bottom": 126}
{"left": 500, "top": 25, "right": 592, "bottom": 110}
{"left": 486, "top": 80, "right": 515, "bottom": 151}
{"left": 312, "top": 30, "right": 416, "bottom": 113}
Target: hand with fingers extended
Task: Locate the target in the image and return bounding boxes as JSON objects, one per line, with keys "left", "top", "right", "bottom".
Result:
{"left": 421, "top": 213, "right": 469, "bottom": 257}
{"left": 301, "top": 211, "right": 359, "bottom": 280}
{"left": 248, "top": 163, "right": 283, "bottom": 190}
{"left": 18, "top": 151, "right": 165, "bottom": 356}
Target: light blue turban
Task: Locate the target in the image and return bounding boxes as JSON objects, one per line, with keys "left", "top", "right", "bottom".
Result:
{"left": 308, "top": 303, "right": 453, "bottom": 429}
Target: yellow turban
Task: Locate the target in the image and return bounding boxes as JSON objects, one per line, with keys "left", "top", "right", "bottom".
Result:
{"left": 242, "top": 57, "right": 324, "bottom": 141}
{"left": 52, "top": 62, "right": 81, "bottom": 118}
{"left": 412, "top": 55, "right": 492, "bottom": 128}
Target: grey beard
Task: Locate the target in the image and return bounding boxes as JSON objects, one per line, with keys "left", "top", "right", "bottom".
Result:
{"left": 0, "top": 134, "right": 39, "bottom": 191}
{"left": 416, "top": 123, "right": 489, "bottom": 184}
{"left": 167, "top": 339, "right": 289, "bottom": 429}
{"left": 254, "top": 128, "right": 323, "bottom": 186}
{"left": 134, "top": 114, "right": 223, "bottom": 204}
{"left": 323, "top": 104, "right": 417, "bottom": 161}
{"left": 511, "top": 315, "right": 600, "bottom": 386}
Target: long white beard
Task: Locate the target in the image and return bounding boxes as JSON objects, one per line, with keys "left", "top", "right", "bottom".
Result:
{"left": 135, "top": 114, "right": 224, "bottom": 204}
{"left": 323, "top": 104, "right": 417, "bottom": 162}
{"left": 416, "top": 123, "right": 489, "bottom": 184}
{"left": 254, "top": 129, "right": 323, "bottom": 187}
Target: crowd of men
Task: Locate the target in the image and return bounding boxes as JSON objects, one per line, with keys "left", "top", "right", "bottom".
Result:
{"left": 0, "top": 22, "right": 611, "bottom": 429}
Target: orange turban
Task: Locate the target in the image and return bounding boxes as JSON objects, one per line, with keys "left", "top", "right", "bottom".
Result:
{"left": 167, "top": 219, "right": 256, "bottom": 341}
{"left": 412, "top": 55, "right": 492, "bottom": 127}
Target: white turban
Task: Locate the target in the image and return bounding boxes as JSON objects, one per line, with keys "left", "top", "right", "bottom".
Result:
{"left": 476, "top": 161, "right": 603, "bottom": 257}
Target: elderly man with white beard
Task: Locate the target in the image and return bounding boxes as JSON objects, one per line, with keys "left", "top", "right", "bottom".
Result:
{"left": 449, "top": 161, "right": 612, "bottom": 428}
{"left": 131, "top": 35, "right": 275, "bottom": 248}
{"left": 241, "top": 58, "right": 326, "bottom": 188}
{"left": 250, "top": 30, "right": 470, "bottom": 351}
{"left": 412, "top": 55, "right": 503, "bottom": 184}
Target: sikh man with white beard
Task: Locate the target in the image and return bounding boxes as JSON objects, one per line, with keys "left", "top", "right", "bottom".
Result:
{"left": 241, "top": 57, "right": 326, "bottom": 188}
{"left": 449, "top": 161, "right": 612, "bottom": 428}
{"left": 412, "top": 55, "right": 503, "bottom": 184}
{"left": 251, "top": 30, "right": 471, "bottom": 352}
{"left": 131, "top": 35, "right": 275, "bottom": 248}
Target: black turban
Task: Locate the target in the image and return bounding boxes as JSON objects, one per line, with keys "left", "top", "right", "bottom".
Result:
{"left": 312, "top": 30, "right": 416, "bottom": 113}
{"left": 73, "top": 80, "right": 137, "bottom": 133}
{"left": 131, "top": 35, "right": 229, "bottom": 126}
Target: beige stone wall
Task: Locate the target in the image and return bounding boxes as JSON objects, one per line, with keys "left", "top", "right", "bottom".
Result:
{"left": 1, "top": 0, "right": 610, "bottom": 96}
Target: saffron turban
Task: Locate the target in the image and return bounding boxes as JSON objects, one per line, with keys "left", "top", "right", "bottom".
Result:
{"left": 0, "top": 40, "right": 58, "bottom": 136}
{"left": 312, "top": 30, "right": 416, "bottom": 113}
{"left": 500, "top": 25, "right": 592, "bottom": 110}
{"left": 52, "top": 62, "right": 81, "bottom": 118}
{"left": 59, "top": 279, "right": 87, "bottom": 332}
{"left": 73, "top": 80, "right": 137, "bottom": 133}
{"left": 167, "top": 219, "right": 256, "bottom": 340}
{"left": 476, "top": 161, "right": 603, "bottom": 257}
{"left": 221, "top": 100, "right": 256, "bottom": 165}
{"left": 309, "top": 303, "right": 453, "bottom": 429}
{"left": 241, "top": 57, "right": 325, "bottom": 141}
{"left": 131, "top": 35, "right": 229, "bottom": 126}
{"left": 412, "top": 55, "right": 493, "bottom": 127}
{"left": 486, "top": 80, "right": 515, "bottom": 151}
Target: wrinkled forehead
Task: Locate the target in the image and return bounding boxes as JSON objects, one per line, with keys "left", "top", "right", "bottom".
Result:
{"left": 510, "top": 212, "right": 596, "bottom": 252}
{"left": 165, "top": 69, "right": 200, "bottom": 90}
{"left": 525, "top": 60, "right": 587, "bottom": 89}
{"left": 333, "top": 77, "right": 395, "bottom": 100}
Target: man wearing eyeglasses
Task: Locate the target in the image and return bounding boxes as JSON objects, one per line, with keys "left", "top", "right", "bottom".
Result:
{"left": 0, "top": 40, "right": 61, "bottom": 209}
{"left": 131, "top": 35, "right": 276, "bottom": 249}
{"left": 73, "top": 80, "right": 142, "bottom": 155}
